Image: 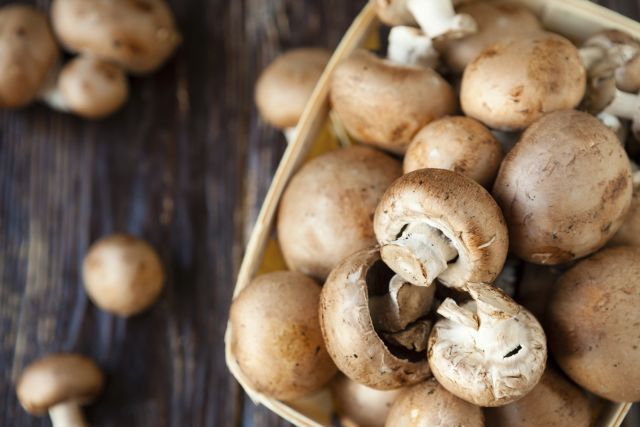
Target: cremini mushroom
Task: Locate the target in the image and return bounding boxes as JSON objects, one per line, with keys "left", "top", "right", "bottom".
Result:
{"left": 485, "top": 367, "right": 590, "bottom": 427}
{"left": 609, "top": 166, "right": 640, "bottom": 246}
{"left": 17, "top": 353, "right": 104, "bottom": 427}
{"left": 319, "top": 248, "right": 432, "bottom": 390}
{"left": 278, "top": 146, "right": 401, "bottom": 280}
{"left": 230, "top": 271, "right": 337, "bottom": 400}
{"left": 428, "top": 283, "right": 547, "bottom": 407}
{"left": 403, "top": 116, "right": 503, "bottom": 188}
{"left": 330, "top": 49, "right": 457, "bottom": 153}
{"left": 374, "top": 168, "right": 508, "bottom": 289}
{"left": 330, "top": 375, "right": 402, "bottom": 427}
{"left": 51, "top": 0, "right": 181, "bottom": 74}
{"left": 547, "top": 246, "right": 640, "bottom": 402}
{"left": 492, "top": 110, "right": 633, "bottom": 264}
{"left": 82, "top": 233, "right": 165, "bottom": 316}
{"left": 385, "top": 378, "right": 484, "bottom": 427}
{"left": 461, "top": 32, "right": 586, "bottom": 131}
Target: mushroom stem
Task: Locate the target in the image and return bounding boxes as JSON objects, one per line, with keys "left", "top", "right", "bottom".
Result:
{"left": 48, "top": 402, "right": 87, "bottom": 427}
{"left": 406, "top": 0, "right": 476, "bottom": 40}
{"left": 437, "top": 298, "right": 479, "bottom": 329}
{"left": 597, "top": 112, "right": 627, "bottom": 143}
{"left": 603, "top": 89, "right": 640, "bottom": 120}
{"left": 579, "top": 45, "right": 606, "bottom": 70}
{"left": 387, "top": 26, "right": 439, "bottom": 68}
{"left": 380, "top": 222, "right": 457, "bottom": 287}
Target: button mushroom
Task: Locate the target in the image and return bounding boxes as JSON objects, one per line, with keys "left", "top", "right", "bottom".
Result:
{"left": 547, "top": 246, "right": 640, "bottom": 402}
{"left": 17, "top": 353, "right": 104, "bottom": 427}
{"left": 374, "top": 168, "right": 508, "bottom": 289}
{"left": 492, "top": 110, "right": 633, "bottom": 265}
{"left": 428, "top": 283, "right": 547, "bottom": 407}
{"left": 403, "top": 116, "right": 503, "bottom": 188}
{"left": 330, "top": 49, "right": 457, "bottom": 153}
{"left": 330, "top": 375, "right": 402, "bottom": 427}
{"left": 461, "top": 32, "right": 586, "bottom": 131}
{"left": 230, "top": 271, "right": 337, "bottom": 400}
{"left": 609, "top": 166, "right": 640, "bottom": 246}
{"left": 82, "top": 233, "right": 165, "bottom": 317}
{"left": 385, "top": 378, "right": 484, "bottom": 427}
{"left": 277, "top": 146, "right": 401, "bottom": 280}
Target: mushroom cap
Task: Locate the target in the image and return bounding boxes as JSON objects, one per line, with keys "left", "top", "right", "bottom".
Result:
{"left": 375, "top": 0, "right": 415, "bottom": 27}
{"left": 58, "top": 57, "right": 129, "bottom": 119}
{"left": 404, "top": 116, "right": 504, "bottom": 188}
{"left": 374, "top": 168, "right": 508, "bottom": 289}
{"left": 51, "top": 0, "right": 181, "bottom": 74}
{"left": 492, "top": 110, "right": 633, "bottom": 265}
{"left": 319, "top": 248, "right": 432, "bottom": 390}
{"left": 461, "top": 32, "right": 586, "bottom": 131}
{"left": 486, "top": 367, "right": 590, "bottom": 427}
{"left": 330, "top": 375, "right": 402, "bottom": 427}
{"left": 435, "top": 2, "right": 542, "bottom": 74}
{"left": 330, "top": 49, "right": 457, "bottom": 154}
{"left": 385, "top": 378, "right": 484, "bottom": 427}
{"left": 17, "top": 353, "right": 104, "bottom": 414}
{"left": 0, "top": 5, "right": 58, "bottom": 107}
{"left": 277, "top": 146, "right": 401, "bottom": 280}
{"left": 547, "top": 246, "right": 640, "bottom": 402}
{"left": 230, "top": 271, "right": 337, "bottom": 400}
{"left": 609, "top": 171, "right": 640, "bottom": 246}
{"left": 255, "top": 48, "right": 331, "bottom": 129}
{"left": 82, "top": 233, "right": 164, "bottom": 317}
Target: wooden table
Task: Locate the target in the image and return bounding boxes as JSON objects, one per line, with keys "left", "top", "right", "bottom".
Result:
{"left": 0, "top": 0, "right": 638, "bottom": 426}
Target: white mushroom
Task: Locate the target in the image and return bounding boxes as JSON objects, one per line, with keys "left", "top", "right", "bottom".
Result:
{"left": 387, "top": 26, "right": 438, "bottom": 68}
{"left": 406, "top": 0, "right": 476, "bottom": 41}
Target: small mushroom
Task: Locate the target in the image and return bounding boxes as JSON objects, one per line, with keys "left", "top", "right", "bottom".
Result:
{"left": 82, "top": 233, "right": 164, "bottom": 316}
{"left": 319, "top": 248, "right": 432, "bottom": 390}
{"left": 387, "top": 26, "right": 439, "bottom": 69}
{"left": 547, "top": 246, "right": 640, "bottom": 402}
{"left": 330, "top": 375, "right": 402, "bottom": 427}
{"left": 17, "top": 353, "right": 104, "bottom": 427}
{"left": 492, "top": 110, "right": 633, "bottom": 265}
{"left": 485, "top": 367, "right": 590, "bottom": 427}
{"left": 428, "top": 283, "right": 547, "bottom": 407}
{"left": 385, "top": 378, "right": 484, "bottom": 427}
{"left": 278, "top": 146, "right": 401, "bottom": 280}
{"left": 51, "top": 0, "right": 181, "bottom": 74}
{"left": 403, "top": 116, "right": 503, "bottom": 188}
{"left": 609, "top": 167, "right": 640, "bottom": 247}
{"left": 461, "top": 32, "right": 586, "bottom": 131}
{"left": 374, "top": 168, "right": 508, "bottom": 289}
{"left": 230, "top": 271, "right": 337, "bottom": 400}
{"left": 330, "top": 49, "right": 457, "bottom": 153}
{"left": 583, "top": 29, "right": 640, "bottom": 93}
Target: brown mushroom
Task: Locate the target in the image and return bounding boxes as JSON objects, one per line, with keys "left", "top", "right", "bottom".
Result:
{"left": 583, "top": 29, "right": 640, "bottom": 93}
{"left": 330, "top": 49, "right": 457, "bottom": 154}
{"left": 492, "top": 110, "right": 633, "bottom": 265}
{"left": 609, "top": 167, "right": 640, "bottom": 246}
{"left": 230, "top": 271, "right": 337, "bottom": 400}
{"left": 17, "top": 353, "right": 104, "bottom": 427}
{"left": 278, "top": 146, "right": 401, "bottom": 280}
{"left": 82, "top": 233, "right": 165, "bottom": 316}
{"left": 403, "top": 116, "right": 503, "bottom": 188}
{"left": 547, "top": 246, "right": 640, "bottom": 402}
{"left": 461, "top": 32, "right": 586, "bottom": 131}
{"left": 330, "top": 375, "right": 402, "bottom": 427}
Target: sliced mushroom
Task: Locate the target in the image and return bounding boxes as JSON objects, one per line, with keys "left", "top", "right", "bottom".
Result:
{"left": 374, "top": 168, "right": 508, "bottom": 289}
{"left": 609, "top": 167, "right": 640, "bottom": 246}
{"left": 428, "top": 283, "right": 547, "bottom": 407}
{"left": 492, "top": 110, "right": 633, "bottom": 265}
{"left": 547, "top": 246, "right": 640, "bottom": 402}
{"left": 230, "top": 271, "right": 337, "bottom": 400}
{"left": 330, "top": 375, "right": 402, "bottom": 427}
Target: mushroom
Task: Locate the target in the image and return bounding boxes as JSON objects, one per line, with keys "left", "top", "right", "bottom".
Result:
{"left": 277, "top": 146, "right": 401, "bottom": 280}
{"left": 492, "top": 110, "right": 633, "bottom": 265}
{"left": 319, "top": 248, "right": 432, "bottom": 390}
{"left": 385, "top": 378, "right": 484, "bottom": 427}
{"left": 51, "top": 0, "right": 181, "bottom": 75}
{"left": 387, "top": 26, "right": 439, "bottom": 69}
{"left": 373, "top": 168, "right": 508, "bottom": 289}
{"left": 17, "top": 353, "right": 104, "bottom": 427}
{"left": 461, "top": 32, "right": 586, "bottom": 131}
{"left": 82, "top": 233, "right": 164, "bottom": 316}
{"left": 330, "top": 49, "right": 457, "bottom": 153}
{"left": 435, "top": 2, "right": 543, "bottom": 74}
{"left": 0, "top": 4, "right": 58, "bottom": 108}
{"left": 330, "top": 375, "right": 402, "bottom": 427}
{"left": 230, "top": 271, "right": 337, "bottom": 400}
{"left": 428, "top": 283, "right": 547, "bottom": 407}
{"left": 255, "top": 48, "right": 331, "bottom": 142}
{"left": 485, "top": 367, "right": 590, "bottom": 427}
{"left": 547, "top": 246, "right": 640, "bottom": 402}
{"left": 375, "top": 0, "right": 415, "bottom": 27}
{"left": 582, "top": 29, "right": 640, "bottom": 93}
{"left": 609, "top": 166, "right": 640, "bottom": 246}
{"left": 403, "top": 116, "right": 504, "bottom": 188}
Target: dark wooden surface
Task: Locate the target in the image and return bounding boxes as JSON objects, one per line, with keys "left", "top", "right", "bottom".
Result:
{"left": 0, "top": 1, "right": 638, "bottom": 426}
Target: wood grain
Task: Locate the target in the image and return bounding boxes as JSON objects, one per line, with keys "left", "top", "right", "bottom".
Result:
{"left": 0, "top": 1, "right": 637, "bottom": 427}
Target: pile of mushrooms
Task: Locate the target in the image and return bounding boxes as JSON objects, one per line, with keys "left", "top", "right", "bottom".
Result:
{"left": 234, "top": 0, "right": 640, "bottom": 425}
